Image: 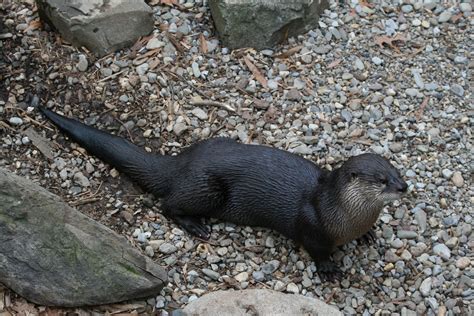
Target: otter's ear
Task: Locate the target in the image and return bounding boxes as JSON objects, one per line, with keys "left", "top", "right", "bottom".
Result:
{"left": 351, "top": 172, "right": 358, "bottom": 179}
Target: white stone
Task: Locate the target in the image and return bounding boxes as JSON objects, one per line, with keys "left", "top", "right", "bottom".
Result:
{"left": 182, "top": 289, "right": 342, "bottom": 315}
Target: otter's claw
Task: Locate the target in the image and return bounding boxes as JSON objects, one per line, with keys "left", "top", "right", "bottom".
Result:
{"left": 359, "top": 228, "right": 376, "bottom": 245}
{"left": 173, "top": 216, "right": 210, "bottom": 240}
{"left": 317, "top": 262, "right": 343, "bottom": 282}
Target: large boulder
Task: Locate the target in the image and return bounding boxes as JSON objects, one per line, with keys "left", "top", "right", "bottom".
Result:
{"left": 0, "top": 168, "right": 167, "bottom": 307}
{"left": 36, "top": 0, "right": 154, "bottom": 56}
{"left": 209, "top": 0, "right": 329, "bottom": 50}
{"left": 182, "top": 289, "right": 342, "bottom": 315}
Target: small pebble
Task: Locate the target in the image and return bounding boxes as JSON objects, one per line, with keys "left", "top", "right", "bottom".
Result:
{"left": 9, "top": 117, "right": 23, "bottom": 125}
{"left": 451, "top": 172, "right": 464, "bottom": 187}
{"left": 456, "top": 257, "right": 470, "bottom": 269}
{"left": 77, "top": 54, "right": 88, "bottom": 72}
{"left": 159, "top": 243, "right": 177, "bottom": 254}
{"left": 433, "top": 244, "right": 451, "bottom": 260}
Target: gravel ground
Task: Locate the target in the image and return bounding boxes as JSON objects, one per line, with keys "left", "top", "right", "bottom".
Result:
{"left": 1, "top": 0, "right": 473, "bottom": 315}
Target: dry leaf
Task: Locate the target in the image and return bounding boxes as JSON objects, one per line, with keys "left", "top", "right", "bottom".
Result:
{"left": 24, "top": 127, "right": 54, "bottom": 160}
{"left": 160, "top": 0, "right": 177, "bottom": 5}
{"left": 327, "top": 59, "right": 341, "bottom": 68}
{"left": 263, "top": 105, "right": 278, "bottom": 123}
{"left": 374, "top": 34, "right": 406, "bottom": 52}
{"left": 451, "top": 12, "right": 463, "bottom": 23}
{"left": 243, "top": 56, "right": 267, "bottom": 88}
{"left": 273, "top": 45, "right": 303, "bottom": 59}
{"left": 359, "top": 0, "right": 374, "bottom": 8}
{"left": 199, "top": 33, "right": 208, "bottom": 54}
{"left": 24, "top": 19, "right": 42, "bottom": 32}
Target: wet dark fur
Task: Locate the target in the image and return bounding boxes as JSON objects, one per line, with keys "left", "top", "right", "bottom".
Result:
{"left": 39, "top": 107, "right": 407, "bottom": 280}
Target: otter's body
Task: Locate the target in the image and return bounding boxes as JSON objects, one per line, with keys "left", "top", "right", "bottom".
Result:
{"left": 39, "top": 107, "right": 407, "bottom": 279}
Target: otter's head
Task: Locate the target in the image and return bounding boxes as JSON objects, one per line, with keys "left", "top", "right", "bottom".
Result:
{"left": 339, "top": 153, "right": 408, "bottom": 205}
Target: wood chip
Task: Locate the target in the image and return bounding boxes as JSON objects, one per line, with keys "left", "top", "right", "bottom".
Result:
{"left": 199, "top": 33, "right": 208, "bottom": 54}
{"left": 159, "top": 0, "right": 177, "bottom": 6}
{"left": 272, "top": 45, "right": 303, "bottom": 59}
{"left": 166, "top": 32, "right": 185, "bottom": 54}
{"left": 24, "top": 127, "right": 54, "bottom": 160}
{"left": 148, "top": 57, "right": 160, "bottom": 70}
{"left": 243, "top": 55, "right": 267, "bottom": 88}
{"left": 190, "top": 98, "right": 236, "bottom": 113}
{"left": 415, "top": 96, "right": 430, "bottom": 120}
{"left": 327, "top": 59, "right": 342, "bottom": 68}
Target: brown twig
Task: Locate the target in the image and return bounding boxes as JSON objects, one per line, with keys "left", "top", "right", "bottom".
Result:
{"left": 415, "top": 96, "right": 430, "bottom": 120}
{"left": 190, "top": 100, "right": 236, "bottom": 113}
{"left": 69, "top": 197, "right": 101, "bottom": 206}
{"left": 97, "top": 69, "right": 127, "bottom": 82}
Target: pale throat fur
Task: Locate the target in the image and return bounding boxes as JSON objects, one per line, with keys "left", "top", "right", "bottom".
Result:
{"left": 324, "top": 178, "right": 385, "bottom": 246}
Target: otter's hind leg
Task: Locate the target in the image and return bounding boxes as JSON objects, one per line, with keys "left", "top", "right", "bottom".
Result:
{"left": 302, "top": 237, "right": 342, "bottom": 282}
{"left": 161, "top": 203, "right": 210, "bottom": 240}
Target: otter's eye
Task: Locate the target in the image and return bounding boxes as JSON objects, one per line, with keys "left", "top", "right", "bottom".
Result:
{"left": 379, "top": 177, "right": 388, "bottom": 185}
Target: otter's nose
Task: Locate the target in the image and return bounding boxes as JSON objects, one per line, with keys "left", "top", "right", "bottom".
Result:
{"left": 397, "top": 181, "right": 408, "bottom": 193}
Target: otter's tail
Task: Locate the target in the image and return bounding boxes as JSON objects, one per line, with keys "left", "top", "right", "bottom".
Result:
{"left": 39, "top": 106, "right": 172, "bottom": 196}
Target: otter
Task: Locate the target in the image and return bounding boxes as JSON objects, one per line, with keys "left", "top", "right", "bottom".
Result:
{"left": 38, "top": 106, "right": 407, "bottom": 280}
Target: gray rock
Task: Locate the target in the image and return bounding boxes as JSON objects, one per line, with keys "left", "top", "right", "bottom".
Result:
{"left": 372, "top": 56, "right": 383, "bottom": 65}
{"left": 441, "top": 169, "right": 453, "bottom": 179}
{"left": 460, "top": 3, "right": 472, "bottom": 13}
{"left": 389, "top": 142, "right": 403, "bottom": 153}
{"left": 36, "top": 0, "right": 154, "bottom": 56}
{"left": 182, "top": 289, "right": 342, "bottom": 315}
{"left": 136, "top": 63, "right": 149, "bottom": 76}
{"left": 438, "top": 10, "right": 452, "bottom": 23}
{"left": 77, "top": 54, "right": 88, "bottom": 72}
{"left": 341, "top": 109, "right": 352, "bottom": 122}
{"left": 119, "top": 94, "right": 129, "bottom": 103}
{"left": 262, "top": 261, "right": 279, "bottom": 274}
{"left": 383, "top": 96, "right": 394, "bottom": 106}
{"left": 252, "top": 271, "right": 265, "bottom": 282}
{"left": 451, "top": 172, "right": 464, "bottom": 187}
{"left": 397, "top": 230, "right": 418, "bottom": 239}
{"left": 192, "top": 62, "right": 201, "bottom": 77}
{"left": 450, "top": 84, "right": 464, "bottom": 97}
{"left": 433, "top": 243, "right": 451, "bottom": 260}
{"left": 419, "top": 277, "right": 432, "bottom": 297}
{"left": 354, "top": 58, "right": 365, "bottom": 70}
{"left": 159, "top": 243, "right": 177, "bottom": 254}
{"left": 9, "top": 117, "right": 23, "bottom": 125}
{"left": 401, "top": 5, "right": 413, "bottom": 13}
{"left": 411, "top": 69, "right": 424, "bottom": 89}
{"left": 209, "top": 0, "right": 329, "bottom": 49}
{"left": 73, "top": 172, "right": 90, "bottom": 187}
{"left": 454, "top": 56, "right": 468, "bottom": 64}
{"left": 191, "top": 108, "right": 208, "bottom": 120}
{"left": 406, "top": 88, "right": 419, "bottom": 97}
{"left": 0, "top": 169, "right": 166, "bottom": 306}
{"left": 202, "top": 268, "right": 220, "bottom": 281}
{"left": 291, "top": 144, "right": 313, "bottom": 155}
{"left": 173, "top": 122, "right": 188, "bottom": 136}
{"left": 424, "top": 82, "right": 438, "bottom": 90}
{"left": 146, "top": 38, "right": 165, "bottom": 50}
{"left": 414, "top": 209, "right": 427, "bottom": 233}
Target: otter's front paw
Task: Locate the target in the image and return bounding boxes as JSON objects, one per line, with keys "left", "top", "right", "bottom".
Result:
{"left": 317, "top": 261, "right": 343, "bottom": 282}
{"left": 358, "top": 228, "right": 376, "bottom": 245}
